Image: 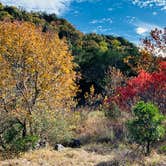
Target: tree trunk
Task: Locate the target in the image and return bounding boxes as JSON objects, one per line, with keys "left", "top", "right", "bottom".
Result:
{"left": 146, "top": 141, "right": 150, "bottom": 156}
{"left": 22, "top": 120, "right": 27, "bottom": 138}
{"left": 29, "top": 120, "right": 33, "bottom": 136}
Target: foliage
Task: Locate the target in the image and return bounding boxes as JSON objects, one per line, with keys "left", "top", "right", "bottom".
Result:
{"left": 124, "top": 28, "right": 166, "bottom": 74}
{"left": 9, "top": 135, "right": 38, "bottom": 153}
{"left": 0, "top": 21, "right": 77, "bottom": 148}
{"left": 117, "top": 28, "right": 166, "bottom": 114}
{"left": 0, "top": 118, "right": 38, "bottom": 153}
{"left": 159, "top": 145, "right": 166, "bottom": 154}
{"left": 143, "top": 28, "right": 166, "bottom": 57}
{"left": 31, "top": 110, "right": 79, "bottom": 145}
{"left": 83, "top": 85, "right": 103, "bottom": 109}
{"left": 127, "top": 101, "right": 165, "bottom": 155}
{"left": 103, "top": 102, "right": 121, "bottom": 120}
{"left": 103, "top": 67, "right": 126, "bottom": 96}
{"left": 124, "top": 51, "right": 164, "bottom": 74}
{"left": 0, "top": 3, "right": 139, "bottom": 103}
{"left": 75, "top": 34, "right": 139, "bottom": 102}
{"left": 109, "top": 61, "right": 166, "bottom": 113}
{"left": 102, "top": 67, "right": 125, "bottom": 119}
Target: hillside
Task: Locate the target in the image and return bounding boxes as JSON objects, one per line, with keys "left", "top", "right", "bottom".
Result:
{"left": 0, "top": 2, "right": 139, "bottom": 101}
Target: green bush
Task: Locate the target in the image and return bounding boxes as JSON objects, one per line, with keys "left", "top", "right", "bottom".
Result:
{"left": 0, "top": 11, "right": 13, "bottom": 20}
{"left": 2, "top": 123, "right": 38, "bottom": 153}
{"left": 11, "top": 135, "right": 39, "bottom": 152}
{"left": 127, "top": 101, "right": 165, "bottom": 155}
{"left": 3, "top": 125, "right": 21, "bottom": 144}
{"left": 159, "top": 145, "right": 166, "bottom": 154}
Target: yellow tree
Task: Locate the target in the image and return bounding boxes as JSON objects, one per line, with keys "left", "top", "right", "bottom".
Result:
{"left": 0, "top": 21, "right": 77, "bottom": 137}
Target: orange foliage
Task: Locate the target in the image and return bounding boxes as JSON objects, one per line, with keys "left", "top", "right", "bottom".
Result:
{"left": 0, "top": 21, "right": 78, "bottom": 136}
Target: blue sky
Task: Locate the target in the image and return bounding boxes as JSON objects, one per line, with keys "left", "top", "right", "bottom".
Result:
{"left": 0, "top": 0, "right": 166, "bottom": 44}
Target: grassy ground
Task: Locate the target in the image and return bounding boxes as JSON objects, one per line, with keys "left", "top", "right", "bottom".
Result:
{"left": 0, "top": 143, "right": 166, "bottom": 166}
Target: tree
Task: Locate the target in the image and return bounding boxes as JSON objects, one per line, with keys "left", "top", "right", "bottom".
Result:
{"left": 102, "top": 67, "right": 126, "bottom": 118}
{"left": 124, "top": 28, "right": 166, "bottom": 74}
{"left": 143, "top": 28, "right": 166, "bottom": 57}
{"left": 0, "top": 21, "right": 77, "bottom": 138}
{"left": 75, "top": 33, "right": 139, "bottom": 104}
{"left": 103, "top": 66, "right": 126, "bottom": 96}
{"left": 109, "top": 61, "right": 166, "bottom": 114}
{"left": 127, "top": 101, "right": 165, "bottom": 155}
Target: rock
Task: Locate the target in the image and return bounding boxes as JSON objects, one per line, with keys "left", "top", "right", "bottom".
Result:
{"left": 69, "top": 139, "right": 81, "bottom": 148}
{"left": 35, "top": 137, "right": 48, "bottom": 149}
{"left": 54, "top": 144, "right": 65, "bottom": 151}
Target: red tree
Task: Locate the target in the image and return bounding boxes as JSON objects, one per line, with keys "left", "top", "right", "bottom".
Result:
{"left": 108, "top": 61, "right": 166, "bottom": 114}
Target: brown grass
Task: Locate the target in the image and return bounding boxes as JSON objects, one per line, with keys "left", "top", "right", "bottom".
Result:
{"left": 0, "top": 144, "right": 166, "bottom": 166}
{"left": 0, "top": 147, "right": 113, "bottom": 166}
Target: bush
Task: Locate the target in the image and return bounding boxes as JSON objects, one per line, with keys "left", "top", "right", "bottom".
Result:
{"left": 1, "top": 122, "right": 38, "bottom": 153}
{"left": 127, "top": 101, "right": 165, "bottom": 155}
{"left": 47, "top": 117, "right": 74, "bottom": 145}
{"left": 76, "top": 111, "right": 115, "bottom": 143}
{"left": 32, "top": 110, "right": 80, "bottom": 146}
{"left": 0, "top": 11, "right": 13, "bottom": 20}
{"left": 104, "top": 102, "right": 121, "bottom": 119}
{"left": 11, "top": 135, "right": 39, "bottom": 152}
{"left": 159, "top": 145, "right": 166, "bottom": 154}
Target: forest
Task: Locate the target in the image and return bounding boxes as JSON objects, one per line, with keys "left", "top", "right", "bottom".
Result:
{"left": 0, "top": 2, "right": 165, "bottom": 166}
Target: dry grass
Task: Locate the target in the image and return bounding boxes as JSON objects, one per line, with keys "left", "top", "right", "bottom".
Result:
{"left": 0, "top": 147, "right": 113, "bottom": 166}
{"left": 0, "top": 144, "right": 166, "bottom": 166}
{"left": 144, "top": 151, "right": 166, "bottom": 165}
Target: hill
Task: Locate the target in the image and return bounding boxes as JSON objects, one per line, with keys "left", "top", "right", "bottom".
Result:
{"left": 0, "top": 3, "right": 140, "bottom": 102}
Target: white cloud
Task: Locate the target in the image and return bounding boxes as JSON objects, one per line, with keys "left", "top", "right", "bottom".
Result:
{"left": 161, "top": 5, "right": 166, "bottom": 10}
{"left": 136, "top": 27, "right": 148, "bottom": 35}
{"left": 90, "top": 18, "right": 113, "bottom": 24}
{"left": 132, "top": 0, "right": 166, "bottom": 11}
{"left": 134, "top": 21, "right": 162, "bottom": 36}
{"left": 0, "top": 0, "right": 96, "bottom": 15}
{"left": 126, "top": 16, "right": 136, "bottom": 24}
{"left": 152, "top": 11, "right": 157, "bottom": 15}
{"left": 92, "top": 25, "right": 112, "bottom": 34}
{"left": 0, "top": 0, "right": 70, "bottom": 15}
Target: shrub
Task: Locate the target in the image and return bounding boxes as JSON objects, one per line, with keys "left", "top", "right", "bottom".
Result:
{"left": 127, "top": 101, "right": 165, "bottom": 155}
{"left": 3, "top": 124, "right": 22, "bottom": 144}
{"left": 159, "top": 145, "right": 166, "bottom": 154}
{"left": 47, "top": 117, "right": 74, "bottom": 145}
{"left": 31, "top": 110, "right": 81, "bottom": 146}
{"left": 103, "top": 102, "right": 121, "bottom": 119}
{"left": 76, "top": 111, "right": 115, "bottom": 143}
{"left": 1, "top": 122, "right": 38, "bottom": 153}
{"left": 11, "top": 135, "right": 39, "bottom": 152}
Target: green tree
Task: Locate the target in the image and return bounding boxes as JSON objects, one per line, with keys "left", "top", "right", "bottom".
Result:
{"left": 127, "top": 101, "right": 165, "bottom": 155}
